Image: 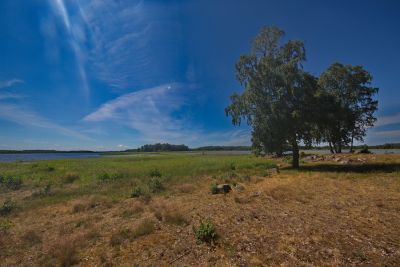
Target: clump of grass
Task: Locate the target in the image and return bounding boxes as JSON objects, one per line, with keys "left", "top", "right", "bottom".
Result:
{"left": 130, "top": 185, "right": 143, "bottom": 198}
{"left": 0, "top": 175, "right": 23, "bottom": 191}
{"left": 147, "top": 177, "right": 164, "bottom": 193}
{"left": 22, "top": 229, "right": 42, "bottom": 246}
{"left": 149, "top": 168, "right": 162, "bottom": 178}
{"left": 132, "top": 218, "right": 155, "bottom": 239}
{"left": 98, "top": 172, "right": 124, "bottom": 182}
{"left": 0, "top": 218, "right": 13, "bottom": 232}
{"left": 50, "top": 237, "right": 80, "bottom": 266}
{"left": 32, "top": 183, "right": 52, "bottom": 198}
{"left": 229, "top": 162, "right": 236, "bottom": 170}
{"left": 210, "top": 183, "right": 218, "bottom": 194}
{"left": 0, "top": 200, "right": 15, "bottom": 216}
{"left": 176, "top": 183, "right": 195, "bottom": 193}
{"left": 152, "top": 204, "right": 188, "bottom": 226}
{"left": 61, "top": 173, "right": 80, "bottom": 184}
{"left": 120, "top": 203, "right": 144, "bottom": 219}
{"left": 47, "top": 166, "right": 55, "bottom": 172}
{"left": 193, "top": 220, "right": 217, "bottom": 244}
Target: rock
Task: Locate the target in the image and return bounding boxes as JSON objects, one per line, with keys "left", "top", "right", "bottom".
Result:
{"left": 216, "top": 184, "right": 231, "bottom": 194}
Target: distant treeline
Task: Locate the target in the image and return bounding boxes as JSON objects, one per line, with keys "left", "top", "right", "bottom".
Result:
{"left": 193, "top": 146, "right": 251, "bottom": 151}
{"left": 0, "top": 150, "right": 95, "bottom": 154}
{"left": 127, "top": 143, "right": 189, "bottom": 152}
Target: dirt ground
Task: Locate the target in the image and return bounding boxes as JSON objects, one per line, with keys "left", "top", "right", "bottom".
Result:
{"left": 1, "top": 154, "right": 400, "bottom": 266}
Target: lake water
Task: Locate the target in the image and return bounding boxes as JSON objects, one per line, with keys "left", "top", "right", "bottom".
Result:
{"left": 0, "top": 153, "right": 100, "bottom": 162}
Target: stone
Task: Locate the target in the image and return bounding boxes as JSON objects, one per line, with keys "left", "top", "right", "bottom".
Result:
{"left": 216, "top": 184, "right": 231, "bottom": 194}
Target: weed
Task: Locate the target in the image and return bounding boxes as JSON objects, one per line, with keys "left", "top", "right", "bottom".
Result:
{"left": 149, "top": 168, "right": 162, "bottom": 178}
{"left": 193, "top": 220, "right": 217, "bottom": 244}
{"left": 32, "top": 183, "right": 52, "bottom": 197}
{"left": 132, "top": 218, "right": 155, "bottom": 239}
{"left": 61, "top": 173, "right": 80, "bottom": 184}
{"left": 51, "top": 237, "right": 79, "bottom": 266}
{"left": 130, "top": 185, "right": 143, "bottom": 198}
{"left": 210, "top": 183, "right": 218, "bottom": 194}
{"left": 0, "top": 219, "right": 13, "bottom": 232}
{"left": 98, "top": 172, "right": 123, "bottom": 182}
{"left": 121, "top": 203, "right": 144, "bottom": 219}
{"left": 0, "top": 175, "right": 23, "bottom": 190}
{"left": 47, "top": 166, "right": 55, "bottom": 172}
{"left": 22, "top": 229, "right": 42, "bottom": 245}
{"left": 229, "top": 162, "right": 236, "bottom": 170}
{"left": 152, "top": 204, "right": 188, "bottom": 226}
{"left": 0, "top": 200, "right": 15, "bottom": 216}
{"left": 147, "top": 177, "right": 164, "bottom": 193}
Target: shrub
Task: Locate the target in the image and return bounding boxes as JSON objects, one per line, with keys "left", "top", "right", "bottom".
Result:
{"left": 0, "top": 200, "right": 15, "bottom": 216}
{"left": 98, "top": 172, "right": 123, "bottom": 182}
{"left": 0, "top": 175, "right": 23, "bottom": 191}
{"left": 0, "top": 219, "right": 13, "bottom": 232}
{"left": 210, "top": 183, "right": 218, "bottom": 194}
{"left": 61, "top": 173, "right": 80, "bottom": 184}
{"left": 149, "top": 168, "right": 162, "bottom": 178}
{"left": 147, "top": 177, "right": 164, "bottom": 193}
{"left": 229, "top": 162, "right": 236, "bottom": 170}
{"left": 193, "top": 220, "right": 217, "bottom": 243}
{"left": 47, "top": 166, "right": 55, "bottom": 172}
{"left": 32, "top": 183, "right": 52, "bottom": 197}
{"left": 359, "top": 145, "right": 371, "bottom": 154}
{"left": 132, "top": 218, "right": 155, "bottom": 239}
{"left": 130, "top": 186, "right": 143, "bottom": 198}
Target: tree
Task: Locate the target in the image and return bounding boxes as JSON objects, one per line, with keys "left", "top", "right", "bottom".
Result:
{"left": 317, "top": 63, "right": 378, "bottom": 153}
{"left": 225, "top": 26, "right": 319, "bottom": 168}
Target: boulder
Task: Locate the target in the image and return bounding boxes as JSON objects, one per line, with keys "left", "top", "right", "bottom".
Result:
{"left": 216, "top": 184, "right": 231, "bottom": 194}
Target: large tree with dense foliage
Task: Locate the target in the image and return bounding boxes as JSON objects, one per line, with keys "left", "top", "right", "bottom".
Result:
{"left": 317, "top": 63, "right": 378, "bottom": 153}
{"left": 225, "top": 26, "right": 319, "bottom": 168}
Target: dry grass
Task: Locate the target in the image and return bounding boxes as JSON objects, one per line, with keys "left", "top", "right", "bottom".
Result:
{"left": 0, "top": 154, "right": 399, "bottom": 266}
{"left": 176, "top": 183, "right": 196, "bottom": 194}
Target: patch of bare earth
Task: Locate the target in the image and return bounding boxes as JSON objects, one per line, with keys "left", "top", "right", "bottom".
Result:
{"left": 1, "top": 154, "right": 400, "bottom": 266}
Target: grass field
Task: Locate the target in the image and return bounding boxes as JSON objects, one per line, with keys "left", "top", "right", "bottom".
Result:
{"left": 1, "top": 153, "right": 400, "bottom": 266}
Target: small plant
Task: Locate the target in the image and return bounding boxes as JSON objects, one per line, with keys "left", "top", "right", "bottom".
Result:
{"left": 61, "top": 173, "right": 80, "bottom": 184}
{"left": 98, "top": 172, "right": 110, "bottom": 181}
{"left": 229, "top": 162, "right": 236, "bottom": 170}
{"left": 210, "top": 183, "right": 218, "bottom": 194}
{"left": 47, "top": 166, "right": 55, "bottom": 172}
{"left": 98, "top": 172, "right": 123, "bottom": 182}
{"left": 193, "top": 220, "right": 217, "bottom": 244}
{"left": 132, "top": 218, "right": 155, "bottom": 239}
{"left": 130, "top": 186, "right": 143, "bottom": 198}
{"left": 0, "top": 200, "right": 15, "bottom": 216}
{"left": 32, "top": 183, "right": 52, "bottom": 197}
{"left": 0, "top": 219, "right": 13, "bottom": 232}
{"left": 147, "top": 177, "right": 164, "bottom": 193}
{"left": 149, "top": 168, "right": 162, "bottom": 178}
{"left": 0, "top": 175, "right": 23, "bottom": 191}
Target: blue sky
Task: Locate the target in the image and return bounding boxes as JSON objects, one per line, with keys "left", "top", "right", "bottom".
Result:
{"left": 0, "top": 0, "right": 399, "bottom": 150}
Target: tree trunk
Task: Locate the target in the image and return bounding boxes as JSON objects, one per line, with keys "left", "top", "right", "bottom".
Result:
{"left": 338, "top": 141, "right": 342, "bottom": 153}
{"left": 350, "top": 135, "right": 354, "bottom": 153}
{"left": 292, "top": 140, "right": 299, "bottom": 168}
{"left": 328, "top": 141, "right": 334, "bottom": 154}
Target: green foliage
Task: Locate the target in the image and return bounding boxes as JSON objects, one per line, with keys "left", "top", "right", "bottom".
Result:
{"left": 46, "top": 166, "right": 55, "bottom": 172}
{"left": 61, "top": 173, "right": 80, "bottom": 184}
{"left": 0, "top": 175, "right": 23, "bottom": 190}
{"left": 98, "top": 172, "right": 124, "bottom": 182}
{"left": 359, "top": 145, "right": 371, "bottom": 154}
{"left": 130, "top": 186, "right": 143, "bottom": 198}
{"left": 210, "top": 183, "right": 218, "bottom": 194}
{"left": 147, "top": 177, "right": 164, "bottom": 193}
{"left": 149, "top": 168, "right": 162, "bottom": 178}
{"left": 193, "top": 220, "right": 217, "bottom": 243}
{"left": 138, "top": 143, "right": 189, "bottom": 152}
{"left": 225, "top": 26, "right": 318, "bottom": 168}
{"left": 0, "top": 219, "right": 13, "bottom": 232}
{"left": 0, "top": 200, "right": 15, "bottom": 216}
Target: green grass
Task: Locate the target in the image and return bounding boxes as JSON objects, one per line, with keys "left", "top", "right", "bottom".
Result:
{"left": 0, "top": 153, "right": 275, "bottom": 209}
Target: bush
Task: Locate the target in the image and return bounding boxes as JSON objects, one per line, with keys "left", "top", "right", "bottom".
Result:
{"left": 61, "top": 173, "right": 80, "bottom": 184}
{"left": 130, "top": 186, "right": 143, "bottom": 198}
{"left": 132, "top": 218, "right": 155, "bottom": 239}
{"left": 98, "top": 172, "right": 123, "bottom": 182}
{"left": 0, "top": 175, "right": 23, "bottom": 191}
{"left": 32, "top": 183, "right": 52, "bottom": 198}
{"left": 147, "top": 177, "right": 164, "bottom": 193}
{"left": 359, "top": 145, "right": 371, "bottom": 154}
{"left": 210, "top": 183, "right": 218, "bottom": 194}
{"left": 0, "top": 200, "right": 15, "bottom": 216}
{"left": 193, "top": 220, "right": 217, "bottom": 243}
{"left": 47, "top": 166, "right": 55, "bottom": 172}
{"left": 149, "top": 169, "right": 162, "bottom": 178}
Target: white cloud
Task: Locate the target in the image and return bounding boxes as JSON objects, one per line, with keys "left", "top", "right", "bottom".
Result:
{"left": 0, "top": 92, "right": 24, "bottom": 100}
{"left": 0, "top": 104, "right": 90, "bottom": 141}
{"left": 83, "top": 83, "right": 251, "bottom": 147}
{"left": 375, "top": 113, "right": 400, "bottom": 127}
{"left": 0, "top": 79, "right": 23, "bottom": 89}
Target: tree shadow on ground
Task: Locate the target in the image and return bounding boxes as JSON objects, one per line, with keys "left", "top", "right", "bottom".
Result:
{"left": 285, "top": 163, "right": 400, "bottom": 173}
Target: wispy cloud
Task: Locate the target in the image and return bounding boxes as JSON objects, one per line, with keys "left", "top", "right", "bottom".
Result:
{"left": 83, "top": 83, "right": 250, "bottom": 146}
{"left": 0, "top": 92, "right": 25, "bottom": 100}
{"left": 0, "top": 104, "right": 90, "bottom": 140}
{"left": 0, "top": 79, "right": 23, "bottom": 89}
{"left": 376, "top": 113, "right": 400, "bottom": 127}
